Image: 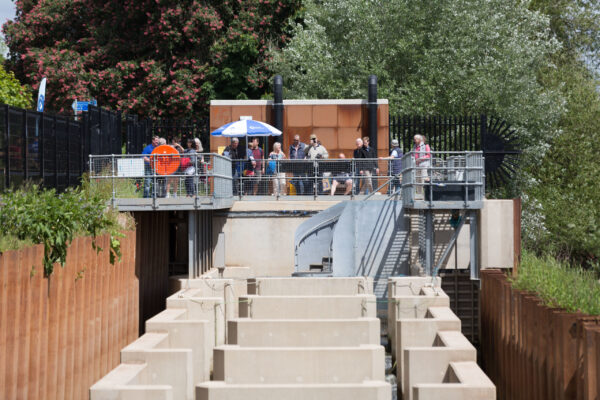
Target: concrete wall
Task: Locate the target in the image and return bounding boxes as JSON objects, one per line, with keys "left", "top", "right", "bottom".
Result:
{"left": 479, "top": 199, "right": 515, "bottom": 269}
{"left": 210, "top": 99, "right": 390, "bottom": 159}
{"left": 212, "top": 201, "right": 336, "bottom": 277}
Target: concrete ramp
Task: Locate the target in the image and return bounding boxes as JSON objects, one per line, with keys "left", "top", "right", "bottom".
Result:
{"left": 197, "top": 276, "right": 391, "bottom": 399}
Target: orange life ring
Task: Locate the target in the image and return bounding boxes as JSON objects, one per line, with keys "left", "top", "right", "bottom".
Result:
{"left": 151, "top": 145, "right": 180, "bottom": 175}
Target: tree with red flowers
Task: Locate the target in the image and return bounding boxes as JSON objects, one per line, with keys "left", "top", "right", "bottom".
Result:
{"left": 3, "top": 0, "right": 301, "bottom": 117}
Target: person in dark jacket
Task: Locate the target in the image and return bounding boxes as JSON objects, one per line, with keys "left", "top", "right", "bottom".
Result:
{"left": 222, "top": 138, "right": 245, "bottom": 195}
{"left": 354, "top": 137, "right": 379, "bottom": 194}
{"left": 289, "top": 135, "right": 308, "bottom": 195}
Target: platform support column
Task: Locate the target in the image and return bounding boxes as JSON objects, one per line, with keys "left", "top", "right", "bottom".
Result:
{"left": 425, "top": 210, "right": 434, "bottom": 276}
{"left": 188, "top": 210, "right": 197, "bottom": 279}
{"left": 469, "top": 210, "right": 479, "bottom": 280}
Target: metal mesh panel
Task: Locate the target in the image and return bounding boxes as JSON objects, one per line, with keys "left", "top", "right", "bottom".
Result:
{"left": 55, "top": 116, "right": 68, "bottom": 190}
{"left": 69, "top": 119, "right": 82, "bottom": 185}
{"left": 0, "top": 106, "right": 6, "bottom": 191}
{"left": 25, "top": 112, "right": 41, "bottom": 182}
{"left": 89, "top": 153, "right": 231, "bottom": 201}
{"left": 42, "top": 115, "right": 55, "bottom": 187}
{"left": 8, "top": 108, "right": 24, "bottom": 187}
{"left": 234, "top": 158, "right": 395, "bottom": 197}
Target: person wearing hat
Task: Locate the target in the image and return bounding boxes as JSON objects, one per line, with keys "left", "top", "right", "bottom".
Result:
{"left": 379, "top": 138, "right": 403, "bottom": 194}
{"left": 307, "top": 133, "right": 329, "bottom": 160}
{"left": 306, "top": 133, "right": 328, "bottom": 195}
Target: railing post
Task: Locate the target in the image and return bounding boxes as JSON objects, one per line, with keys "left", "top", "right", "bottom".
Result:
{"left": 313, "top": 160, "right": 317, "bottom": 200}
{"left": 111, "top": 154, "right": 116, "bottom": 208}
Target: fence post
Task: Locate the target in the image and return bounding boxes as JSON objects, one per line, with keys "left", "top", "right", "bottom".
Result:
{"left": 54, "top": 115, "right": 58, "bottom": 188}
{"left": 480, "top": 114, "right": 487, "bottom": 151}
{"left": 40, "top": 112, "right": 45, "bottom": 186}
{"left": 111, "top": 154, "right": 116, "bottom": 208}
{"left": 66, "top": 118, "right": 71, "bottom": 186}
{"left": 23, "top": 109, "right": 28, "bottom": 181}
{"left": 4, "top": 105, "right": 9, "bottom": 188}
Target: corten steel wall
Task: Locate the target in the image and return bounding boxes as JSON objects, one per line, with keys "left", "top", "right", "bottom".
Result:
{"left": 480, "top": 269, "right": 600, "bottom": 400}
{"left": 0, "top": 232, "right": 138, "bottom": 400}
{"left": 209, "top": 100, "right": 390, "bottom": 158}
{"left": 133, "top": 211, "right": 170, "bottom": 334}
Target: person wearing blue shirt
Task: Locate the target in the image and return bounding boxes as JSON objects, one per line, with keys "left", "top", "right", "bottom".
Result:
{"left": 142, "top": 136, "right": 159, "bottom": 198}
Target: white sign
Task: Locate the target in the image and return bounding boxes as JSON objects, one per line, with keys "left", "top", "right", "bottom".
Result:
{"left": 239, "top": 115, "right": 253, "bottom": 120}
{"left": 117, "top": 158, "right": 145, "bottom": 177}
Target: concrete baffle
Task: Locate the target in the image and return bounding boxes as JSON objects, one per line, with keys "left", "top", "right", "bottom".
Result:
{"left": 197, "top": 276, "right": 392, "bottom": 400}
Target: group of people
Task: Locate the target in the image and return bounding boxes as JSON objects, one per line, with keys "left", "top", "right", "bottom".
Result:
{"left": 139, "top": 132, "right": 432, "bottom": 198}
{"left": 220, "top": 132, "right": 429, "bottom": 196}
{"left": 142, "top": 135, "right": 205, "bottom": 198}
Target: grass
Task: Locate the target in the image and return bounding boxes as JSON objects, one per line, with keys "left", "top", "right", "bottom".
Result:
{"left": 511, "top": 251, "right": 600, "bottom": 315}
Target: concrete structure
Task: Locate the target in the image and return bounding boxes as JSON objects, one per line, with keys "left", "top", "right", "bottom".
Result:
{"left": 386, "top": 276, "right": 446, "bottom": 357}
{"left": 412, "top": 361, "right": 496, "bottom": 400}
{"left": 197, "top": 276, "right": 391, "bottom": 399}
{"left": 91, "top": 268, "right": 251, "bottom": 400}
{"left": 213, "top": 201, "right": 336, "bottom": 277}
{"left": 388, "top": 277, "right": 495, "bottom": 400}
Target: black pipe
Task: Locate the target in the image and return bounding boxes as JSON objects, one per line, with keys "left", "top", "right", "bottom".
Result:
{"left": 368, "top": 75, "right": 378, "bottom": 150}
{"left": 273, "top": 75, "right": 284, "bottom": 143}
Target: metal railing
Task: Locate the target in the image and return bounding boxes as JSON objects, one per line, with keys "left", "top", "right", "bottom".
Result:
{"left": 228, "top": 158, "right": 400, "bottom": 199}
{"left": 89, "top": 153, "right": 232, "bottom": 204}
{"left": 401, "top": 151, "right": 484, "bottom": 208}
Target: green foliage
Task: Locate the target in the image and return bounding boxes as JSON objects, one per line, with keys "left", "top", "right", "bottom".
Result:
{"left": 272, "top": 0, "right": 563, "bottom": 158}
{"left": 0, "top": 64, "right": 33, "bottom": 108}
{"left": 2, "top": 0, "right": 302, "bottom": 117}
{"left": 511, "top": 251, "right": 600, "bottom": 315}
{"left": 524, "top": 58, "right": 600, "bottom": 264}
{"left": 0, "top": 183, "right": 126, "bottom": 276}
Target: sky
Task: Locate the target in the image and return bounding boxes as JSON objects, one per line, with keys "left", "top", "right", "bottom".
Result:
{"left": 0, "top": 0, "right": 16, "bottom": 56}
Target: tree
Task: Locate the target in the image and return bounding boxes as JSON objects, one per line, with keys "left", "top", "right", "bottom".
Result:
{"left": 0, "top": 64, "right": 32, "bottom": 108}
{"left": 271, "top": 0, "right": 564, "bottom": 158}
{"left": 3, "top": 0, "right": 301, "bottom": 117}
{"left": 526, "top": 61, "right": 600, "bottom": 265}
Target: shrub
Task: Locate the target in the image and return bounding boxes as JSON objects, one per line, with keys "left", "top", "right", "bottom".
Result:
{"left": 0, "top": 182, "right": 130, "bottom": 276}
{"left": 511, "top": 251, "right": 600, "bottom": 315}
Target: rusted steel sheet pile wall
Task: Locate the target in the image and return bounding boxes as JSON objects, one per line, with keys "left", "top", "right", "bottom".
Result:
{"left": 0, "top": 232, "right": 138, "bottom": 400}
{"left": 481, "top": 269, "right": 600, "bottom": 400}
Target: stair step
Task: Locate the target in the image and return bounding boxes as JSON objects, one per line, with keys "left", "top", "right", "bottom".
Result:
{"left": 239, "top": 295, "right": 376, "bottom": 319}
{"left": 228, "top": 318, "right": 380, "bottom": 347}
{"left": 196, "top": 381, "right": 391, "bottom": 400}
{"left": 213, "top": 345, "right": 385, "bottom": 384}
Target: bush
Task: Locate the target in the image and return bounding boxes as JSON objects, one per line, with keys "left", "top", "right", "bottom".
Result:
{"left": 0, "top": 183, "right": 130, "bottom": 276}
{"left": 511, "top": 251, "right": 600, "bottom": 315}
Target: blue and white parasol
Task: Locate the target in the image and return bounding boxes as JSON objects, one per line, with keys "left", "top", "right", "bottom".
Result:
{"left": 210, "top": 119, "right": 282, "bottom": 137}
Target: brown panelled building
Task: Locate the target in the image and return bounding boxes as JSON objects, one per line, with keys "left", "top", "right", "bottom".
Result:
{"left": 210, "top": 100, "right": 389, "bottom": 158}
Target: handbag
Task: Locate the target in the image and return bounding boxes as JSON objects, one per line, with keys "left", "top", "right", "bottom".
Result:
{"left": 266, "top": 160, "right": 276, "bottom": 175}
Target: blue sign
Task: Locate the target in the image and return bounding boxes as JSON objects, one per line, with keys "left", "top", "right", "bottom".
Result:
{"left": 71, "top": 99, "right": 98, "bottom": 112}
{"left": 37, "top": 95, "right": 45, "bottom": 112}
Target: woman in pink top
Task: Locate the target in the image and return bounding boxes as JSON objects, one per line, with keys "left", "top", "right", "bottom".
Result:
{"left": 413, "top": 135, "right": 431, "bottom": 195}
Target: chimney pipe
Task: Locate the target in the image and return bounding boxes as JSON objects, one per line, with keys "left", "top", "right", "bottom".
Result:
{"left": 273, "top": 75, "right": 284, "bottom": 142}
{"left": 368, "top": 75, "right": 378, "bottom": 150}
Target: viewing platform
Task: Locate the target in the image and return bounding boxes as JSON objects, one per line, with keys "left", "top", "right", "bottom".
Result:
{"left": 90, "top": 152, "right": 482, "bottom": 211}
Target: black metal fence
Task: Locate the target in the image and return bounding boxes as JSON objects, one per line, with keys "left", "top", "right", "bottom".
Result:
{"left": 389, "top": 115, "right": 487, "bottom": 153}
{"left": 125, "top": 116, "right": 209, "bottom": 154}
{"left": 0, "top": 104, "right": 122, "bottom": 192}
